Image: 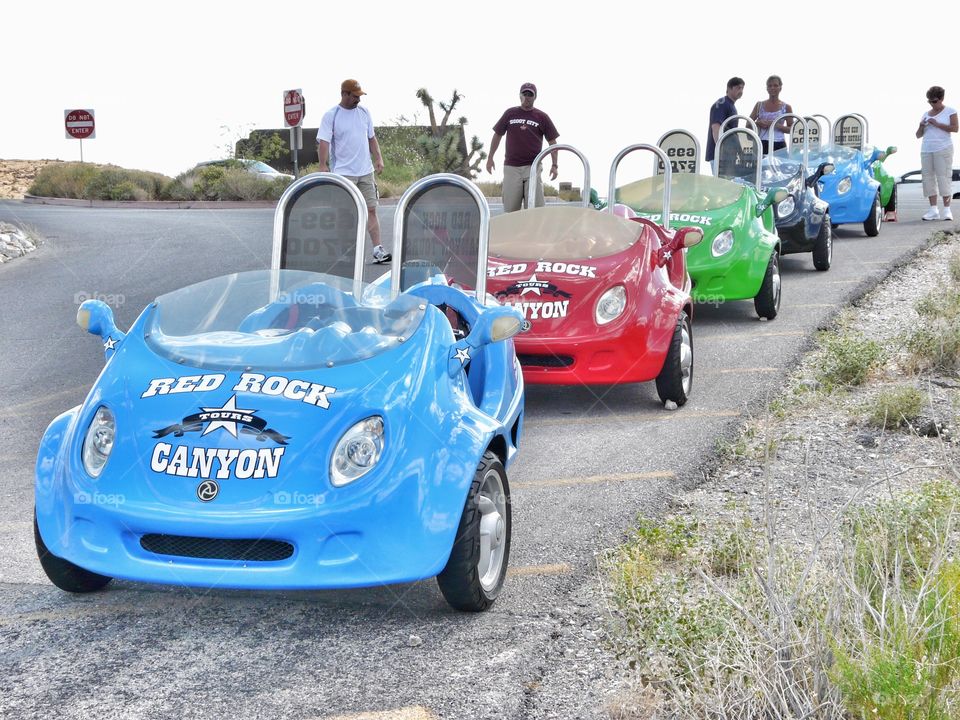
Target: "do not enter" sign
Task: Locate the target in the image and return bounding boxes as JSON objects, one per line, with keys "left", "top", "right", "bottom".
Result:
{"left": 64, "top": 109, "right": 96, "bottom": 140}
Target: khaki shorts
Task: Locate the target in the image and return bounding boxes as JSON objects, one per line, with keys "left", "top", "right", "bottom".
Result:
{"left": 342, "top": 172, "right": 379, "bottom": 208}
{"left": 502, "top": 164, "right": 545, "bottom": 212}
{"left": 921, "top": 148, "right": 955, "bottom": 199}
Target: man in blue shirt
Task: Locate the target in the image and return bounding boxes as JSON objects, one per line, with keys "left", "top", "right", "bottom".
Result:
{"left": 706, "top": 77, "right": 745, "bottom": 168}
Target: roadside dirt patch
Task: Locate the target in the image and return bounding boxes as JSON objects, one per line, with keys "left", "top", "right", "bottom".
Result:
{"left": 0, "top": 160, "right": 61, "bottom": 199}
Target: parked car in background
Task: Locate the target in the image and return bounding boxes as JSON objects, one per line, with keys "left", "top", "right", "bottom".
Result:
{"left": 898, "top": 168, "right": 960, "bottom": 200}
{"left": 194, "top": 159, "right": 294, "bottom": 181}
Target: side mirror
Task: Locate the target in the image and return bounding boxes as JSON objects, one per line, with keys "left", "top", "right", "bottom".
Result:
{"left": 757, "top": 188, "right": 788, "bottom": 216}
{"left": 589, "top": 188, "right": 607, "bottom": 210}
{"left": 658, "top": 226, "right": 703, "bottom": 266}
{"left": 678, "top": 226, "right": 704, "bottom": 248}
{"left": 807, "top": 162, "right": 834, "bottom": 187}
{"left": 76, "top": 299, "right": 125, "bottom": 358}
{"left": 447, "top": 305, "right": 526, "bottom": 376}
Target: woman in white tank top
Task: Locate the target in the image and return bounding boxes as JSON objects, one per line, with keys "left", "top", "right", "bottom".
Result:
{"left": 750, "top": 75, "right": 794, "bottom": 155}
{"left": 916, "top": 85, "right": 958, "bottom": 221}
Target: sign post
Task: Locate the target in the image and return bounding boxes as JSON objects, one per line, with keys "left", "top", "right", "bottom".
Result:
{"left": 64, "top": 109, "right": 96, "bottom": 162}
{"left": 283, "top": 89, "right": 305, "bottom": 177}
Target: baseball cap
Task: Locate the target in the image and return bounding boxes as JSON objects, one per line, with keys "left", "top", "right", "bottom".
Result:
{"left": 519, "top": 82, "right": 537, "bottom": 96}
{"left": 341, "top": 79, "right": 366, "bottom": 96}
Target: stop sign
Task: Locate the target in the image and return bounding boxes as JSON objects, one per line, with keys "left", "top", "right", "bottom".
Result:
{"left": 283, "top": 89, "right": 304, "bottom": 128}
{"left": 64, "top": 109, "right": 96, "bottom": 140}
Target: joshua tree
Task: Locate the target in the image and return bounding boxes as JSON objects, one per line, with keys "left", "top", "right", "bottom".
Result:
{"left": 415, "top": 88, "right": 486, "bottom": 178}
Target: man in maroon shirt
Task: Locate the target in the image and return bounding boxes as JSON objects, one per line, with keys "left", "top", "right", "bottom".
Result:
{"left": 486, "top": 82, "right": 560, "bottom": 212}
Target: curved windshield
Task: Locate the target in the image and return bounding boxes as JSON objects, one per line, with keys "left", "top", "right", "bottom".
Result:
{"left": 245, "top": 160, "right": 277, "bottom": 173}
{"left": 489, "top": 205, "right": 642, "bottom": 261}
{"left": 761, "top": 154, "right": 803, "bottom": 185}
{"left": 618, "top": 174, "right": 744, "bottom": 213}
{"left": 808, "top": 145, "right": 860, "bottom": 167}
{"left": 145, "top": 270, "right": 424, "bottom": 370}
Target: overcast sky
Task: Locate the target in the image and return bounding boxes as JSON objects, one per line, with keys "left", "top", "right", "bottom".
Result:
{"left": 3, "top": 1, "right": 953, "bottom": 184}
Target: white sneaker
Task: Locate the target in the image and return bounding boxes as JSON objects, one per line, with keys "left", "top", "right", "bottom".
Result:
{"left": 923, "top": 207, "right": 940, "bottom": 221}
{"left": 372, "top": 245, "right": 392, "bottom": 264}
{"left": 943, "top": 207, "right": 954, "bottom": 221}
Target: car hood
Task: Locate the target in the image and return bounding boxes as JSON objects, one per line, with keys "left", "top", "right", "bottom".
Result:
{"left": 70, "top": 306, "right": 457, "bottom": 506}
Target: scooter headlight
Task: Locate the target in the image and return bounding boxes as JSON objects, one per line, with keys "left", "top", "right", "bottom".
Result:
{"left": 595, "top": 286, "right": 626, "bottom": 325}
{"left": 331, "top": 416, "right": 384, "bottom": 487}
{"left": 711, "top": 230, "right": 735, "bottom": 257}
{"left": 776, "top": 196, "right": 796, "bottom": 217}
{"left": 837, "top": 177, "right": 852, "bottom": 195}
{"left": 82, "top": 406, "right": 115, "bottom": 478}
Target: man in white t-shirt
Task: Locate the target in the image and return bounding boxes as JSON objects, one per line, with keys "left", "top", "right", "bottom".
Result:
{"left": 317, "top": 79, "right": 390, "bottom": 263}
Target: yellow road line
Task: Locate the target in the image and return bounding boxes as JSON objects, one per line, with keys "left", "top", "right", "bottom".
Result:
{"left": 705, "top": 330, "right": 805, "bottom": 341}
{"left": 700, "top": 367, "right": 779, "bottom": 375}
{"left": 532, "top": 410, "right": 739, "bottom": 427}
{"left": 514, "top": 471, "right": 674, "bottom": 489}
{"left": 509, "top": 563, "right": 572, "bottom": 577}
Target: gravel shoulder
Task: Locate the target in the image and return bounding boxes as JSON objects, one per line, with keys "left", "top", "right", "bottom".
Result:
{"left": 680, "top": 229, "right": 959, "bottom": 535}
{"left": 596, "top": 228, "right": 960, "bottom": 717}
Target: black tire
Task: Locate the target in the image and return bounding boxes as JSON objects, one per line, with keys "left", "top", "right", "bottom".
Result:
{"left": 437, "top": 451, "right": 511, "bottom": 612}
{"left": 812, "top": 214, "right": 832, "bottom": 271}
{"left": 655, "top": 311, "right": 693, "bottom": 406}
{"left": 754, "top": 251, "right": 781, "bottom": 320}
{"left": 864, "top": 192, "right": 882, "bottom": 237}
{"left": 34, "top": 513, "right": 112, "bottom": 593}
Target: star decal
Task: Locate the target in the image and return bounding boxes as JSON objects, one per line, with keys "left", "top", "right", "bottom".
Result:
{"left": 103, "top": 337, "right": 118, "bottom": 351}
{"left": 520, "top": 274, "right": 543, "bottom": 296}
{"left": 200, "top": 395, "right": 256, "bottom": 438}
{"left": 454, "top": 347, "right": 471, "bottom": 364}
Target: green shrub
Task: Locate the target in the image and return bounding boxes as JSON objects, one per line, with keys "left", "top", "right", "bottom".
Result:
{"left": 29, "top": 162, "right": 100, "bottom": 198}
{"left": 864, "top": 384, "right": 924, "bottom": 430}
{"left": 29, "top": 162, "right": 171, "bottom": 200}
{"left": 816, "top": 332, "right": 887, "bottom": 390}
{"left": 84, "top": 169, "right": 147, "bottom": 201}
{"left": 158, "top": 179, "right": 193, "bottom": 201}
{"left": 707, "top": 518, "right": 756, "bottom": 576}
{"left": 218, "top": 169, "right": 288, "bottom": 201}
{"left": 905, "top": 319, "right": 960, "bottom": 373}
{"left": 831, "top": 481, "right": 960, "bottom": 719}
{"left": 474, "top": 181, "right": 501, "bottom": 197}
{"left": 633, "top": 515, "right": 700, "bottom": 561}
{"left": 606, "top": 481, "right": 960, "bottom": 718}
{"left": 188, "top": 165, "right": 228, "bottom": 200}
{"left": 916, "top": 288, "right": 960, "bottom": 321}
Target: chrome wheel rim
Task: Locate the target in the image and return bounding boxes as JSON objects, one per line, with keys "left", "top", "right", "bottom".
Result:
{"left": 477, "top": 468, "right": 507, "bottom": 591}
{"left": 875, "top": 199, "right": 883, "bottom": 230}
{"left": 826, "top": 225, "right": 833, "bottom": 263}
{"left": 772, "top": 254, "right": 781, "bottom": 309}
{"left": 680, "top": 320, "right": 693, "bottom": 395}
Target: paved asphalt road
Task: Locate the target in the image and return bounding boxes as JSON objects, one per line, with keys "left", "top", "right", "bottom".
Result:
{"left": 0, "top": 188, "right": 944, "bottom": 719}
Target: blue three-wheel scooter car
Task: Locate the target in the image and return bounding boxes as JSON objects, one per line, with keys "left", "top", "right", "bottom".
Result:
{"left": 34, "top": 172, "right": 527, "bottom": 611}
